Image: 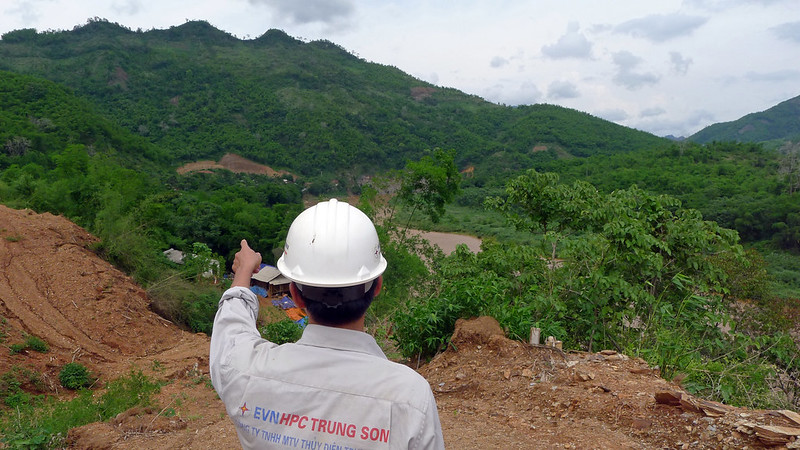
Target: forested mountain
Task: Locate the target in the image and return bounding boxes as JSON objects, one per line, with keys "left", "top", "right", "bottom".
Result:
{"left": 0, "top": 19, "right": 667, "bottom": 184}
{"left": 3, "top": 18, "right": 799, "bottom": 257}
{"left": 690, "top": 95, "right": 800, "bottom": 144}
{"left": 2, "top": 19, "right": 800, "bottom": 257}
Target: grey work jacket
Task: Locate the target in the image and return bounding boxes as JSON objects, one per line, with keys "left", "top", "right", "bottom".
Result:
{"left": 209, "top": 286, "right": 445, "bottom": 450}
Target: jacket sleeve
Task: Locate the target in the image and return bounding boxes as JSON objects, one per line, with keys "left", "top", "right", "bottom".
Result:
{"left": 209, "top": 286, "right": 263, "bottom": 396}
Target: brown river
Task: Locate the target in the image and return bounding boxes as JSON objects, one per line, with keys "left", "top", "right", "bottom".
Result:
{"left": 407, "top": 230, "right": 482, "bottom": 254}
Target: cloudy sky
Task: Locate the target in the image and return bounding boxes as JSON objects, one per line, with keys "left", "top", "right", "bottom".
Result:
{"left": 3, "top": 0, "right": 799, "bottom": 137}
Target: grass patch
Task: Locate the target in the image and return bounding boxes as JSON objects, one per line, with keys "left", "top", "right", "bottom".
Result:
{"left": 0, "top": 366, "right": 46, "bottom": 408}
{"left": 0, "top": 369, "right": 161, "bottom": 448}
{"left": 757, "top": 246, "right": 800, "bottom": 300}
{"left": 9, "top": 335, "right": 49, "bottom": 354}
{"left": 146, "top": 275, "right": 224, "bottom": 335}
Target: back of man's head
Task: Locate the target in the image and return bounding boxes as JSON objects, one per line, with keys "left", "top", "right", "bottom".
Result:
{"left": 277, "top": 199, "right": 387, "bottom": 325}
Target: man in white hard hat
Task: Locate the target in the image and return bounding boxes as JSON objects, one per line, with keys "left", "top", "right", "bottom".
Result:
{"left": 210, "top": 199, "right": 445, "bottom": 449}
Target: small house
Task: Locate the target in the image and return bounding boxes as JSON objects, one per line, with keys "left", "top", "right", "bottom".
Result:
{"left": 252, "top": 265, "right": 291, "bottom": 297}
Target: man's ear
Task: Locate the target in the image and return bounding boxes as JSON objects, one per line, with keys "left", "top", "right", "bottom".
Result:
{"left": 289, "top": 282, "right": 305, "bottom": 309}
{"left": 373, "top": 276, "right": 383, "bottom": 297}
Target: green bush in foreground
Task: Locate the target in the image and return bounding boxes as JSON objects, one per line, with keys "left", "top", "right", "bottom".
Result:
{"left": 0, "top": 369, "right": 160, "bottom": 448}
{"left": 59, "top": 363, "right": 93, "bottom": 390}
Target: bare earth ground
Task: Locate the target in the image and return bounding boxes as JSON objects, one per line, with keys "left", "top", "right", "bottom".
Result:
{"left": 2, "top": 206, "right": 800, "bottom": 449}
{"left": 176, "top": 154, "right": 291, "bottom": 177}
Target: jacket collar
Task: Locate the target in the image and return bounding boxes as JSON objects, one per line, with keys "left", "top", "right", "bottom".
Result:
{"left": 297, "top": 324, "right": 387, "bottom": 360}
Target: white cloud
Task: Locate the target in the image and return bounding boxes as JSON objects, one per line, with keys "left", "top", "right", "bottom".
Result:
{"left": 484, "top": 80, "right": 542, "bottom": 106}
{"left": 248, "top": 0, "right": 354, "bottom": 31}
{"left": 631, "top": 108, "right": 716, "bottom": 137}
{"left": 415, "top": 71, "right": 439, "bottom": 85}
{"left": 541, "top": 22, "right": 592, "bottom": 59}
{"left": 112, "top": 0, "right": 143, "bottom": 15}
{"left": 547, "top": 80, "right": 580, "bottom": 100}
{"left": 490, "top": 56, "right": 508, "bottom": 68}
{"left": 611, "top": 51, "right": 660, "bottom": 89}
{"left": 669, "top": 52, "right": 692, "bottom": 75}
{"left": 772, "top": 21, "right": 800, "bottom": 43}
{"left": 612, "top": 51, "right": 642, "bottom": 71}
{"left": 745, "top": 69, "right": 800, "bottom": 82}
{"left": 640, "top": 107, "right": 666, "bottom": 118}
{"left": 596, "top": 108, "right": 629, "bottom": 122}
{"left": 613, "top": 70, "right": 660, "bottom": 90}
{"left": 615, "top": 13, "right": 708, "bottom": 42}
{"left": 686, "top": 0, "right": 789, "bottom": 11}
{"left": 5, "top": 0, "right": 46, "bottom": 26}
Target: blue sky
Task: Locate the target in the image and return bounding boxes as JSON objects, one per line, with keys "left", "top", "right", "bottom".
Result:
{"left": 3, "top": 0, "right": 799, "bottom": 137}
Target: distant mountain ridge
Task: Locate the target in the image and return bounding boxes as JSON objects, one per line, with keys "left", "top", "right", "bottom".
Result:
{"left": 690, "top": 95, "right": 800, "bottom": 144}
{"left": 0, "top": 19, "right": 667, "bottom": 182}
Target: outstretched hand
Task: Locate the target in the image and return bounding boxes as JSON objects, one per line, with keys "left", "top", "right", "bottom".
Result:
{"left": 231, "top": 239, "right": 262, "bottom": 288}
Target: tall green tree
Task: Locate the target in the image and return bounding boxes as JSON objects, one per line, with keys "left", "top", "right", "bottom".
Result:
{"left": 397, "top": 148, "right": 461, "bottom": 224}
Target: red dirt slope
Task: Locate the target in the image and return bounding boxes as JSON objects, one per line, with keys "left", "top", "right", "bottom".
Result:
{"left": 0, "top": 205, "right": 235, "bottom": 447}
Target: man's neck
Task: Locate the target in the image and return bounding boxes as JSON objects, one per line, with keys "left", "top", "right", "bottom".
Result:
{"left": 307, "top": 316, "right": 365, "bottom": 332}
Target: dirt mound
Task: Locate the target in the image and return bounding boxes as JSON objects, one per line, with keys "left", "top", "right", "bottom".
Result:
{"left": 421, "top": 317, "right": 799, "bottom": 449}
{"left": 2, "top": 207, "right": 799, "bottom": 448}
{"left": 450, "top": 316, "right": 505, "bottom": 346}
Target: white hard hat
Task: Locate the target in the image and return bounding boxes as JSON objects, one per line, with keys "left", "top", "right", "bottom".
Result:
{"left": 277, "top": 199, "right": 387, "bottom": 288}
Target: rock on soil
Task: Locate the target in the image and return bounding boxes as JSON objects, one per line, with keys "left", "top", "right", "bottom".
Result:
{"left": 1, "top": 206, "right": 798, "bottom": 449}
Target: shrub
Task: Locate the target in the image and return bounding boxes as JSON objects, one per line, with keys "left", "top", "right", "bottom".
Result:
{"left": 259, "top": 319, "right": 303, "bottom": 344}
{"left": 183, "top": 291, "right": 222, "bottom": 335}
{"left": 25, "top": 335, "right": 48, "bottom": 353}
{"left": 59, "top": 363, "right": 93, "bottom": 390}
{"left": 8, "top": 343, "right": 26, "bottom": 354}
{"left": 147, "top": 275, "right": 224, "bottom": 335}
{"left": 9, "top": 335, "right": 49, "bottom": 354}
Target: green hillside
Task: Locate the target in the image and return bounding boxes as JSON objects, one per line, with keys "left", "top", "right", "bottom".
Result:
{"left": 690, "top": 95, "right": 800, "bottom": 144}
{"left": 2, "top": 19, "right": 798, "bottom": 259}
{"left": 0, "top": 70, "right": 302, "bottom": 279}
{"left": 0, "top": 69, "right": 165, "bottom": 167}
{"left": 2, "top": 19, "right": 799, "bottom": 261}
{"left": 0, "top": 19, "right": 667, "bottom": 183}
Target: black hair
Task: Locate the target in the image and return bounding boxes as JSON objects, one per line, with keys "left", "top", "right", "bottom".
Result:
{"left": 295, "top": 281, "right": 378, "bottom": 327}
